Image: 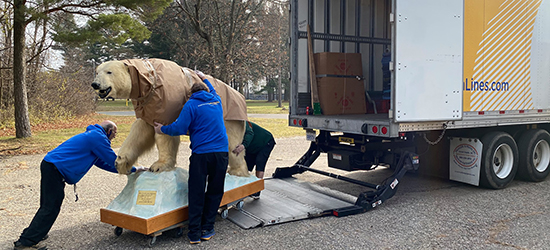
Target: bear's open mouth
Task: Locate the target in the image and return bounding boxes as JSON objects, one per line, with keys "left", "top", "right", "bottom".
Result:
{"left": 98, "top": 87, "right": 112, "bottom": 98}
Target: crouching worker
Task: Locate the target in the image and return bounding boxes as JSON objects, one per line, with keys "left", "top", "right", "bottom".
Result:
{"left": 232, "top": 121, "right": 275, "bottom": 199}
{"left": 14, "top": 120, "right": 147, "bottom": 250}
{"left": 154, "top": 70, "right": 228, "bottom": 244}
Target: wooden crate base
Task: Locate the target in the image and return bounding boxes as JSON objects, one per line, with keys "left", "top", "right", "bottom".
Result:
{"left": 100, "top": 179, "right": 264, "bottom": 235}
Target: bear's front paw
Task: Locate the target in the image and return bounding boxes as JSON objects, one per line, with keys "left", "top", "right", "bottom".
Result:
{"left": 149, "top": 161, "right": 176, "bottom": 172}
{"left": 115, "top": 155, "right": 135, "bottom": 175}
{"left": 228, "top": 167, "right": 250, "bottom": 177}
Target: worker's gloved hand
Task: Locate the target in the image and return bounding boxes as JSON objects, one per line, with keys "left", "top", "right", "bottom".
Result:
{"left": 232, "top": 144, "right": 245, "bottom": 156}
{"left": 134, "top": 166, "right": 149, "bottom": 172}
{"left": 195, "top": 70, "right": 206, "bottom": 80}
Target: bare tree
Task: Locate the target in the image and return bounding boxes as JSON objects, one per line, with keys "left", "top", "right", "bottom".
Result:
{"left": 0, "top": 1, "right": 14, "bottom": 113}
{"left": 254, "top": 0, "right": 289, "bottom": 105}
{"left": 11, "top": 0, "right": 171, "bottom": 138}
{"left": 175, "top": 0, "right": 267, "bottom": 89}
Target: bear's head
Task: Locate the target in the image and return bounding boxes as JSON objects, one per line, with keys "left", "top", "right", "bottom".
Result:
{"left": 91, "top": 61, "right": 132, "bottom": 99}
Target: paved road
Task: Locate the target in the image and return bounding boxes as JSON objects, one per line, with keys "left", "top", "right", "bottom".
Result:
{"left": 1, "top": 136, "right": 549, "bottom": 249}
{"left": 97, "top": 111, "right": 288, "bottom": 119}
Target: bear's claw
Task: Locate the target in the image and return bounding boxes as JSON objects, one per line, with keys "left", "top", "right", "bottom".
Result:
{"left": 149, "top": 161, "right": 176, "bottom": 173}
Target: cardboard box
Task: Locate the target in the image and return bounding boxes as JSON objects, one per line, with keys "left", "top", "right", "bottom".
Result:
{"left": 314, "top": 52, "right": 363, "bottom": 76}
{"left": 317, "top": 77, "right": 367, "bottom": 115}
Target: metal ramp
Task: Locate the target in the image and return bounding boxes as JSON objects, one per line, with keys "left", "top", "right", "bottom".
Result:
{"left": 227, "top": 177, "right": 356, "bottom": 229}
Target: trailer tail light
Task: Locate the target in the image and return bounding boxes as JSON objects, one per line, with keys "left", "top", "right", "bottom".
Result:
{"left": 538, "top": 109, "right": 543, "bottom": 113}
{"left": 293, "top": 118, "right": 307, "bottom": 127}
{"left": 499, "top": 111, "right": 505, "bottom": 114}
{"left": 361, "top": 124, "right": 388, "bottom": 136}
{"left": 478, "top": 111, "right": 485, "bottom": 115}
{"left": 519, "top": 110, "right": 525, "bottom": 114}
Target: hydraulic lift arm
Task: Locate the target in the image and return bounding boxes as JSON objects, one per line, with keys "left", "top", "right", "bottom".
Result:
{"left": 335, "top": 152, "right": 419, "bottom": 216}
{"left": 273, "top": 141, "right": 322, "bottom": 178}
{"left": 273, "top": 140, "right": 419, "bottom": 217}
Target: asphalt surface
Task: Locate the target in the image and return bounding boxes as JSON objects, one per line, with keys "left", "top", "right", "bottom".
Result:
{"left": 1, "top": 136, "right": 550, "bottom": 250}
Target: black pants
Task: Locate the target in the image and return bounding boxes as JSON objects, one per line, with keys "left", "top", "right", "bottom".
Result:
{"left": 187, "top": 152, "right": 228, "bottom": 240}
{"left": 18, "top": 160, "right": 65, "bottom": 246}
{"left": 245, "top": 138, "right": 276, "bottom": 172}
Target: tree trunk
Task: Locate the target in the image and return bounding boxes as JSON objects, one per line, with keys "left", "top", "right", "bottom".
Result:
{"left": 267, "top": 77, "right": 273, "bottom": 102}
{"left": 278, "top": 75, "right": 282, "bottom": 108}
{"left": 13, "top": 0, "right": 31, "bottom": 138}
{"left": 0, "top": 67, "right": 3, "bottom": 109}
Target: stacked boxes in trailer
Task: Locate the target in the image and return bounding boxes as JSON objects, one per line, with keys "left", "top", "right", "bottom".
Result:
{"left": 275, "top": 0, "right": 550, "bottom": 214}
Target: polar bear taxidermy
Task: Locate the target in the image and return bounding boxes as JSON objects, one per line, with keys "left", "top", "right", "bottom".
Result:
{"left": 91, "top": 58, "right": 250, "bottom": 177}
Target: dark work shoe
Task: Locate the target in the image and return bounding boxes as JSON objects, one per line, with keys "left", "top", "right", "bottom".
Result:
{"left": 200, "top": 229, "right": 215, "bottom": 241}
{"left": 14, "top": 240, "right": 47, "bottom": 250}
{"left": 250, "top": 191, "right": 261, "bottom": 200}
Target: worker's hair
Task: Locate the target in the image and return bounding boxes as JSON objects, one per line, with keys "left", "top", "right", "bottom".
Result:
{"left": 191, "top": 82, "right": 208, "bottom": 94}
{"left": 100, "top": 122, "right": 115, "bottom": 132}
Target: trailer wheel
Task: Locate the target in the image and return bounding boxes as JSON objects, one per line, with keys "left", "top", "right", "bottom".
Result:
{"left": 480, "top": 131, "right": 518, "bottom": 189}
{"left": 517, "top": 129, "right": 550, "bottom": 182}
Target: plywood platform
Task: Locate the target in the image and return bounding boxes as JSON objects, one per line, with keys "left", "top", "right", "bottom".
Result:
{"left": 100, "top": 179, "right": 264, "bottom": 235}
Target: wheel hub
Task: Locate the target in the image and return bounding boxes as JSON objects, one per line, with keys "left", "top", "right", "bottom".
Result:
{"left": 493, "top": 144, "right": 513, "bottom": 179}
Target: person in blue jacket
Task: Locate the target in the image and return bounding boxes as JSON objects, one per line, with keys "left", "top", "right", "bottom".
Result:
{"left": 154, "top": 70, "right": 228, "bottom": 244}
{"left": 14, "top": 120, "right": 146, "bottom": 250}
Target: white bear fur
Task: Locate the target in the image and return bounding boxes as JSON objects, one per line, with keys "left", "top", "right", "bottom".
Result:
{"left": 93, "top": 60, "right": 249, "bottom": 177}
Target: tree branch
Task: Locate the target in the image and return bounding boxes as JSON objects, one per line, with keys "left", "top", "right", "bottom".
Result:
{"left": 26, "top": 1, "right": 106, "bottom": 24}
{"left": 26, "top": 41, "right": 53, "bottom": 64}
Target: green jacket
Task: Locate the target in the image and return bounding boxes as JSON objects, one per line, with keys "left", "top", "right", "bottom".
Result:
{"left": 242, "top": 121, "right": 274, "bottom": 154}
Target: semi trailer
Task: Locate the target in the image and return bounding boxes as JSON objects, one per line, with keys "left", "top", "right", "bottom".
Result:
{"left": 272, "top": 0, "right": 550, "bottom": 215}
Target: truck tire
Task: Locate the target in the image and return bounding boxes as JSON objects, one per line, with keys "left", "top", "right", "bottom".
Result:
{"left": 516, "top": 129, "right": 550, "bottom": 182}
{"left": 480, "top": 131, "right": 518, "bottom": 189}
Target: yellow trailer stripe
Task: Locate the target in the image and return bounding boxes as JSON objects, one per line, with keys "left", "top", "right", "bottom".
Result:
{"left": 466, "top": 0, "right": 542, "bottom": 111}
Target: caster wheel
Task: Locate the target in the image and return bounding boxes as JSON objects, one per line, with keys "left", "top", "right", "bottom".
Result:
{"left": 148, "top": 236, "right": 157, "bottom": 247}
{"left": 236, "top": 200, "right": 244, "bottom": 210}
{"left": 221, "top": 209, "right": 228, "bottom": 219}
{"left": 114, "top": 227, "right": 123, "bottom": 236}
{"left": 175, "top": 227, "right": 184, "bottom": 238}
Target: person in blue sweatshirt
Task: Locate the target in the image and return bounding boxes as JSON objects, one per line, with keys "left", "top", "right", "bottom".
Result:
{"left": 154, "top": 70, "right": 228, "bottom": 244}
{"left": 14, "top": 120, "right": 146, "bottom": 250}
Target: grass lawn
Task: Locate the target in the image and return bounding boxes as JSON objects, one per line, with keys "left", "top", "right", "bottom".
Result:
{"left": 0, "top": 100, "right": 303, "bottom": 156}
{"left": 95, "top": 99, "right": 134, "bottom": 111}
{"left": 245, "top": 100, "right": 289, "bottom": 114}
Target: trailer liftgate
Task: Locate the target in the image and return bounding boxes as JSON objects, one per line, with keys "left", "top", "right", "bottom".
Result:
{"left": 227, "top": 144, "right": 419, "bottom": 229}
{"left": 227, "top": 177, "right": 353, "bottom": 228}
